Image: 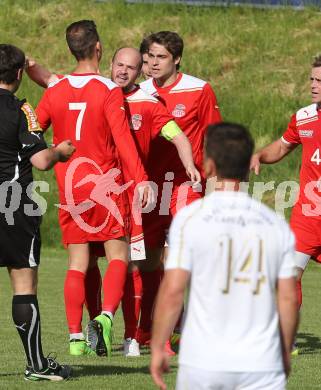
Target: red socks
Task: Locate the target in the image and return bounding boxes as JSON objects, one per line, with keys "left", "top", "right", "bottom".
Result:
{"left": 137, "top": 268, "right": 164, "bottom": 337}
{"left": 102, "top": 259, "right": 128, "bottom": 314}
{"left": 64, "top": 270, "right": 85, "bottom": 334}
{"left": 296, "top": 279, "right": 302, "bottom": 310}
{"left": 122, "top": 270, "right": 142, "bottom": 339}
{"left": 85, "top": 265, "right": 102, "bottom": 320}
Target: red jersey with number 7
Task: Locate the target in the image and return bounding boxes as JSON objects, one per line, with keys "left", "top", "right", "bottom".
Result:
{"left": 36, "top": 73, "right": 147, "bottom": 204}
{"left": 282, "top": 103, "right": 321, "bottom": 217}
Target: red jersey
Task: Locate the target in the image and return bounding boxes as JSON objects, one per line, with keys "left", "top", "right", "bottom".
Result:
{"left": 36, "top": 74, "right": 147, "bottom": 204}
{"left": 140, "top": 72, "right": 221, "bottom": 180}
{"left": 124, "top": 85, "right": 174, "bottom": 164}
{"left": 282, "top": 103, "right": 321, "bottom": 217}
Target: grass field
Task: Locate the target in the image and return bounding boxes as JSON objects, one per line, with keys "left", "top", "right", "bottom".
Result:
{"left": 0, "top": 248, "right": 177, "bottom": 390}
{"left": 2, "top": 0, "right": 321, "bottom": 388}
{"left": 0, "top": 248, "right": 321, "bottom": 389}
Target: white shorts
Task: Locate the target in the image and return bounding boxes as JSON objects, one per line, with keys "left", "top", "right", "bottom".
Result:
{"left": 176, "top": 365, "right": 286, "bottom": 390}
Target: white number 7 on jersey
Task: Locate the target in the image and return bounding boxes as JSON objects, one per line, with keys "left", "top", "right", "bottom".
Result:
{"left": 69, "top": 102, "right": 87, "bottom": 140}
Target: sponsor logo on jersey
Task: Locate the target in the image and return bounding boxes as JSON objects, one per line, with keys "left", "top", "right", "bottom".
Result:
{"left": 172, "top": 104, "right": 186, "bottom": 118}
{"left": 130, "top": 114, "right": 142, "bottom": 131}
{"left": 299, "top": 130, "right": 314, "bottom": 138}
{"left": 21, "top": 102, "right": 43, "bottom": 132}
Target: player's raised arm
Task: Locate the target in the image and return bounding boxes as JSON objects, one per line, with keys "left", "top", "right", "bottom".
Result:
{"left": 25, "top": 58, "right": 58, "bottom": 88}
{"left": 251, "top": 138, "right": 297, "bottom": 175}
{"left": 251, "top": 114, "right": 300, "bottom": 175}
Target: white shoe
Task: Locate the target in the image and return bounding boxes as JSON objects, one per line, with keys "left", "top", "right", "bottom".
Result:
{"left": 123, "top": 338, "right": 140, "bottom": 357}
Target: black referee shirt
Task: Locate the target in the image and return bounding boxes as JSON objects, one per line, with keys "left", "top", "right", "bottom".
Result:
{"left": 0, "top": 88, "right": 47, "bottom": 188}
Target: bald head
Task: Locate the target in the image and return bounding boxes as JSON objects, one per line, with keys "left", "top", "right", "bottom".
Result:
{"left": 111, "top": 47, "right": 144, "bottom": 92}
{"left": 112, "top": 47, "right": 143, "bottom": 69}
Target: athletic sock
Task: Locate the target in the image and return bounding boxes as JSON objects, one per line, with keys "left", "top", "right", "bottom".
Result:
{"left": 69, "top": 332, "right": 85, "bottom": 341}
{"left": 122, "top": 270, "right": 142, "bottom": 339}
{"left": 64, "top": 270, "right": 85, "bottom": 334}
{"left": 296, "top": 279, "right": 302, "bottom": 310}
{"left": 12, "top": 295, "right": 47, "bottom": 371}
{"left": 138, "top": 268, "right": 163, "bottom": 335}
{"left": 102, "top": 259, "right": 128, "bottom": 314}
{"left": 85, "top": 265, "right": 102, "bottom": 320}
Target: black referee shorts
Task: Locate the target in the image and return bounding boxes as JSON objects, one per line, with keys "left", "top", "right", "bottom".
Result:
{"left": 0, "top": 195, "right": 41, "bottom": 269}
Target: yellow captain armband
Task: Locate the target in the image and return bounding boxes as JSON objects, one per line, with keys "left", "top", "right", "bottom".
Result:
{"left": 160, "top": 120, "right": 182, "bottom": 141}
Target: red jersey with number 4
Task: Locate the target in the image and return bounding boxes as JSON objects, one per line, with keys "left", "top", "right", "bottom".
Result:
{"left": 140, "top": 72, "right": 221, "bottom": 180}
{"left": 282, "top": 103, "right": 321, "bottom": 217}
{"left": 36, "top": 74, "right": 147, "bottom": 204}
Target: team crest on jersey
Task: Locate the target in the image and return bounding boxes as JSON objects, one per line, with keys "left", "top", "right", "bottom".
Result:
{"left": 172, "top": 104, "right": 186, "bottom": 118}
{"left": 21, "top": 102, "right": 42, "bottom": 132}
{"left": 130, "top": 114, "right": 142, "bottom": 131}
{"left": 299, "top": 130, "right": 314, "bottom": 138}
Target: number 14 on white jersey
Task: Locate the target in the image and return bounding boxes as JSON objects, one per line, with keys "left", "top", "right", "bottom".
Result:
{"left": 218, "top": 235, "right": 265, "bottom": 295}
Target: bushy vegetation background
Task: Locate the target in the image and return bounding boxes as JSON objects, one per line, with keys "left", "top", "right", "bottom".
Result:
{"left": 2, "top": 0, "right": 319, "bottom": 245}
{"left": 1, "top": 2, "right": 321, "bottom": 389}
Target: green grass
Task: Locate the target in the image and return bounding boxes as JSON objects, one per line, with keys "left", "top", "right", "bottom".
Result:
{"left": 0, "top": 248, "right": 178, "bottom": 389}
{"left": 2, "top": 1, "right": 321, "bottom": 388}
{"left": 0, "top": 248, "right": 321, "bottom": 389}
{"left": 0, "top": 0, "right": 320, "bottom": 245}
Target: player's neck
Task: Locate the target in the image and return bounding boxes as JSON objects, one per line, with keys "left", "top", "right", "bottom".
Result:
{"left": 123, "top": 84, "right": 137, "bottom": 94}
{"left": 0, "top": 82, "right": 16, "bottom": 93}
{"left": 74, "top": 59, "right": 100, "bottom": 75}
{"left": 155, "top": 71, "right": 179, "bottom": 88}
{"left": 213, "top": 179, "right": 241, "bottom": 192}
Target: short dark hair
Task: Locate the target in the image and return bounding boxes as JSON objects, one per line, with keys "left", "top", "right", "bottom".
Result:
{"left": 66, "top": 20, "right": 100, "bottom": 61}
{"left": 0, "top": 44, "right": 25, "bottom": 84}
{"left": 139, "top": 37, "right": 151, "bottom": 55}
{"left": 205, "top": 122, "right": 254, "bottom": 181}
{"left": 312, "top": 54, "right": 321, "bottom": 68}
{"left": 146, "top": 31, "right": 183, "bottom": 69}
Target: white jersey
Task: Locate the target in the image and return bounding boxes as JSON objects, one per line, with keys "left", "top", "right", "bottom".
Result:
{"left": 166, "top": 191, "right": 297, "bottom": 372}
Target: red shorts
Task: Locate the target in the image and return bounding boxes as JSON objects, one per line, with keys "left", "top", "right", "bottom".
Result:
{"left": 143, "top": 180, "right": 204, "bottom": 248}
{"left": 59, "top": 192, "right": 130, "bottom": 247}
{"left": 290, "top": 205, "right": 321, "bottom": 262}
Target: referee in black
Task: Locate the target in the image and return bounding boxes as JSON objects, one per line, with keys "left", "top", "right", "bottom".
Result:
{"left": 0, "top": 44, "right": 75, "bottom": 381}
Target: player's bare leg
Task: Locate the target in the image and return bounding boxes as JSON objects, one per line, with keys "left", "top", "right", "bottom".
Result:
{"left": 292, "top": 251, "right": 311, "bottom": 356}
{"left": 85, "top": 255, "right": 102, "bottom": 320}
{"left": 64, "top": 243, "right": 95, "bottom": 356}
{"left": 87, "top": 237, "right": 129, "bottom": 357}
{"left": 9, "top": 267, "right": 38, "bottom": 294}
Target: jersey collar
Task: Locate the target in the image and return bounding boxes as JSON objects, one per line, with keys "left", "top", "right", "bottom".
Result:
{"left": 124, "top": 85, "right": 140, "bottom": 98}
{"left": 152, "top": 72, "right": 183, "bottom": 93}
{"left": 0, "top": 87, "right": 14, "bottom": 96}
